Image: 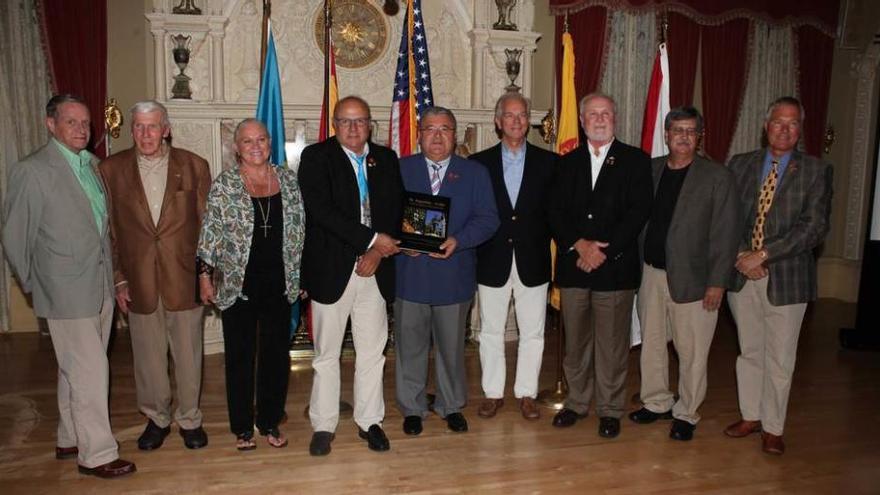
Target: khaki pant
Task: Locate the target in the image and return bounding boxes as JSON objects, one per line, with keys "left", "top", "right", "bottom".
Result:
{"left": 128, "top": 298, "right": 204, "bottom": 429}
{"left": 727, "top": 277, "right": 806, "bottom": 435}
{"left": 47, "top": 297, "right": 118, "bottom": 468}
{"left": 637, "top": 264, "right": 718, "bottom": 424}
{"left": 560, "top": 287, "right": 634, "bottom": 418}
{"left": 310, "top": 268, "right": 388, "bottom": 432}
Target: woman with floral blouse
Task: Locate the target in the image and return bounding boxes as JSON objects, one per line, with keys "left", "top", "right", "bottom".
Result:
{"left": 197, "top": 118, "right": 304, "bottom": 451}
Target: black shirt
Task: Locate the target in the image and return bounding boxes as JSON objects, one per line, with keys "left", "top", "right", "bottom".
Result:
{"left": 242, "top": 193, "right": 285, "bottom": 299}
{"left": 643, "top": 164, "right": 690, "bottom": 269}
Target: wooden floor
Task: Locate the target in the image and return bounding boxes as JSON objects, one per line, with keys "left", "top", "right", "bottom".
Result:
{"left": 0, "top": 299, "right": 877, "bottom": 494}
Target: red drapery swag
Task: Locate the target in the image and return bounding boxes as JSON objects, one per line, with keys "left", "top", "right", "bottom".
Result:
{"left": 554, "top": 5, "right": 608, "bottom": 145}
{"left": 548, "top": 0, "right": 838, "bottom": 34}
{"left": 797, "top": 25, "right": 834, "bottom": 157}
{"left": 700, "top": 19, "right": 750, "bottom": 162}
{"left": 38, "top": 0, "right": 108, "bottom": 158}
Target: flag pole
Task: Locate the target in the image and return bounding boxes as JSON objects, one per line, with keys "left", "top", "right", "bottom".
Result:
{"left": 260, "top": 0, "right": 270, "bottom": 86}
{"left": 322, "top": 0, "right": 333, "bottom": 137}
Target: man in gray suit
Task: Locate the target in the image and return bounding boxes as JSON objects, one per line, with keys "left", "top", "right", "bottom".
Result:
{"left": 723, "top": 96, "right": 833, "bottom": 455}
{"left": 627, "top": 107, "right": 740, "bottom": 441}
{"left": 2, "top": 95, "right": 136, "bottom": 478}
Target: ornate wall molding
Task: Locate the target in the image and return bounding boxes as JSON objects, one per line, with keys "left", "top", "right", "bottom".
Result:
{"left": 843, "top": 42, "right": 880, "bottom": 260}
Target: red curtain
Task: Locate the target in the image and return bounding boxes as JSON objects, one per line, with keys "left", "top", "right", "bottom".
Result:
{"left": 548, "top": 0, "right": 839, "bottom": 32}
{"left": 38, "top": 0, "right": 108, "bottom": 158}
{"left": 700, "top": 19, "right": 750, "bottom": 162}
{"left": 665, "top": 12, "right": 700, "bottom": 107}
{"left": 797, "top": 26, "right": 834, "bottom": 157}
{"left": 554, "top": 7, "right": 608, "bottom": 111}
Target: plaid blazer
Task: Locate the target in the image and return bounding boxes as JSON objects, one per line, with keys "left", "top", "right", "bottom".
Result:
{"left": 726, "top": 149, "right": 833, "bottom": 305}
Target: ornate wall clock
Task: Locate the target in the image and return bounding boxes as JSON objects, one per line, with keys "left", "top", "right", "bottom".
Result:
{"left": 314, "top": 0, "right": 389, "bottom": 69}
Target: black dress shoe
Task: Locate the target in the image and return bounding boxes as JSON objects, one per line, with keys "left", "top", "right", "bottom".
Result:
{"left": 55, "top": 446, "right": 78, "bottom": 460}
{"left": 628, "top": 407, "right": 673, "bottom": 424}
{"left": 359, "top": 424, "right": 390, "bottom": 452}
{"left": 78, "top": 459, "right": 137, "bottom": 478}
{"left": 669, "top": 419, "right": 695, "bottom": 441}
{"left": 180, "top": 426, "right": 208, "bottom": 449}
{"left": 137, "top": 420, "right": 171, "bottom": 451}
{"left": 552, "top": 408, "right": 587, "bottom": 428}
{"left": 598, "top": 417, "right": 621, "bottom": 438}
{"left": 403, "top": 415, "right": 423, "bottom": 436}
{"left": 445, "top": 413, "right": 468, "bottom": 433}
{"left": 309, "top": 431, "right": 335, "bottom": 456}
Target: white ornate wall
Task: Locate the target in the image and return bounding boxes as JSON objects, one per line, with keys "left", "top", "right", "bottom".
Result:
{"left": 145, "top": 0, "right": 543, "bottom": 352}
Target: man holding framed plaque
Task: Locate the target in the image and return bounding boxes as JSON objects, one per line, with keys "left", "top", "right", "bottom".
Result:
{"left": 395, "top": 107, "right": 499, "bottom": 436}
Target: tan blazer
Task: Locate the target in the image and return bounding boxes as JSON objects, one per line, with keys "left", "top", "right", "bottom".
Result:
{"left": 99, "top": 146, "right": 211, "bottom": 313}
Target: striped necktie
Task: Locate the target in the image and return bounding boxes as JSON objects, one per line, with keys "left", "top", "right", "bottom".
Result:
{"left": 430, "top": 163, "right": 442, "bottom": 195}
{"left": 751, "top": 160, "right": 779, "bottom": 250}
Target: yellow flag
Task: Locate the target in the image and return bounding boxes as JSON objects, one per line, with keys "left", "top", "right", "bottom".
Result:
{"left": 550, "top": 31, "right": 579, "bottom": 311}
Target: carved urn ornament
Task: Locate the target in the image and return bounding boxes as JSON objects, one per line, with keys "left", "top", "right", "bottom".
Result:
{"left": 171, "top": 34, "right": 193, "bottom": 99}
{"left": 504, "top": 48, "right": 522, "bottom": 93}
{"left": 493, "top": 0, "right": 518, "bottom": 31}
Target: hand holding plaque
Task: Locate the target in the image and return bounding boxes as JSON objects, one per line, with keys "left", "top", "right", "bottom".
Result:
{"left": 399, "top": 192, "right": 451, "bottom": 254}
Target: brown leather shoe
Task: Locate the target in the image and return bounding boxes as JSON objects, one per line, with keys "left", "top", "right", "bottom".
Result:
{"left": 761, "top": 432, "right": 785, "bottom": 455}
{"left": 55, "top": 446, "right": 78, "bottom": 460}
{"left": 724, "top": 419, "right": 762, "bottom": 438}
{"left": 519, "top": 397, "right": 540, "bottom": 420}
{"left": 78, "top": 459, "right": 137, "bottom": 479}
{"left": 477, "top": 398, "right": 504, "bottom": 418}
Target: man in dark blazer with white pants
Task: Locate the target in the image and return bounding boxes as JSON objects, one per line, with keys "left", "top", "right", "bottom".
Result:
{"left": 395, "top": 106, "right": 499, "bottom": 436}
{"left": 723, "top": 96, "right": 832, "bottom": 455}
{"left": 470, "top": 92, "right": 557, "bottom": 421}
{"left": 2, "top": 95, "right": 135, "bottom": 478}
{"left": 627, "top": 107, "right": 740, "bottom": 441}
{"left": 548, "top": 93, "right": 653, "bottom": 438}
{"left": 299, "top": 96, "right": 404, "bottom": 456}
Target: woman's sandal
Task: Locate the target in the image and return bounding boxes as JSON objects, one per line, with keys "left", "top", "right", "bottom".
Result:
{"left": 263, "top": 427, "right": 288, "bottom": 448}
{"left": 236, "top": 432, "right": 257, "bottom": 451}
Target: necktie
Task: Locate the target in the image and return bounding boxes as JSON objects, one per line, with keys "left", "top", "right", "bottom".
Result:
{"left": 751, "top": 160, "right": 779, "bottom": 250}
{"left": 430, "top": 163, "right": 442, "bottom": 195}
{"left": 350, "top": 152, "right": 370, "bottom": 226}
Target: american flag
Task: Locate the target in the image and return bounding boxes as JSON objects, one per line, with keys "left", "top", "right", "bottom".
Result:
{"left": 388, "top": 0, "right": 434, "bottom": 158}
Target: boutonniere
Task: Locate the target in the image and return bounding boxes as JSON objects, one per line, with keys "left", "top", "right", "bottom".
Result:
{"left": 787, "top": 162, "right": 798, "bottom": 173}
{"left": 367, "top": 156, "right": 377, "bottom": 168}
{"left": 446, "top": 171, "right": 461, "bottom": 182}
{"left": 606, "top": 156, "right": 616, "bottom": 166}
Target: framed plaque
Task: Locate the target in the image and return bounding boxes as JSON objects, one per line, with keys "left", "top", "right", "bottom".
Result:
{"left": 400, "top": 192, "right": 450, "bottom": 254}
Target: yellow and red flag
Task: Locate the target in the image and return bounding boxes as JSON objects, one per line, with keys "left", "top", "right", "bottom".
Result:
{"left": 318, "top": 37, "right": 339, "bottom": 141}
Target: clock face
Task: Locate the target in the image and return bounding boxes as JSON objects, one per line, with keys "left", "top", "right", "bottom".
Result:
{"left": 314, "top": 0, "right": 389, "bottom": 69}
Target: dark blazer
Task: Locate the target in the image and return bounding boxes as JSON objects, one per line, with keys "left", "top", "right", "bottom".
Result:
{"left": 298, "top": 137, "right": 404, "bottom": 304}
{"left": 99, "top": 146, "right": 211, "bottom": 313}
{"left": 645, "top": 155, "right": 741, "bottom": 303}
{"left": 2, "top": 142, "right": 113, "bottom": 319}
{"left": 471, "top": 142, "right": 558, "bottom": 287}
{"left": 727, "top": 149, "right": 833, "bottom": 305}
{"left": 395, "top": 153, "right": 500, "bottom": 305}
{"left": 549, "top": 139, "right": 653, "bottom": 291}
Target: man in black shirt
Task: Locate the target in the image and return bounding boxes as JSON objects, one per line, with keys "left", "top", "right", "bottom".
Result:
{"left": 628, "top": 107, "right": 740, "bottom": 441}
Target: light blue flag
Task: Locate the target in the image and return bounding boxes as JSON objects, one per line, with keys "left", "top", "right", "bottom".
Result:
{"left": 256, "top": 25, "right": 286, "bottom": 167}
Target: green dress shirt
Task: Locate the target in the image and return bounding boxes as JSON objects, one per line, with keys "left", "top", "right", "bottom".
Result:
{"left": 53, "top": 138, "right": 106, "bottom": 233}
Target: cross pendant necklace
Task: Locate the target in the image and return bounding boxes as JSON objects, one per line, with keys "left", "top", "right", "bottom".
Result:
{"left": 241, "top": 166, "right": 273, "bottom": 238}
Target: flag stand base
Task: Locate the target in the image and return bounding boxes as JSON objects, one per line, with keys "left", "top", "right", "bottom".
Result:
{"left": 536, "top": 380, "right": 567, "bottom": 410}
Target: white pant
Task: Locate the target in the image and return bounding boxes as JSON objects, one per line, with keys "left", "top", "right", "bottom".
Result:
{"left": 478, "top": 254, "right": 548, "bottom": 399}
{"left": 309, "top": 268, "right": 388, "bottom": 432}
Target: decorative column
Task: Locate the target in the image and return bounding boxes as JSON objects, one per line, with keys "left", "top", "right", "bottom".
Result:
{"left": 207, "top": 17, "right": 227, "bottom": 103}
{"left": 148, "top": 16, "right": 168, "bottom": 101}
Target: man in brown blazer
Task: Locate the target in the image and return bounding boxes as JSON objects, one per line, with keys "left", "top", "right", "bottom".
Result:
{"left": 99, "top": 100, "right": 211, "bottom": 450}
{"left": 724, "top": 97, "right": 833, "bottom": 455}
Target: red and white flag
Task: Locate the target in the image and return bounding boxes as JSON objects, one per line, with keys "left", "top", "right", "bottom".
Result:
{"left": 640, "top": 42, "right": 670, "bottom": 158}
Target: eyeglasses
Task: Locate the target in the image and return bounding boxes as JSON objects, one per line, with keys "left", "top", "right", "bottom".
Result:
{"left": 419, "top": 126, "right": 456, "bottom": 134}
{"left": 669, "top": 127, "right": 700, "bottom": 137}
{"left": 335, "top": 118, "right": 370, "bottom": 128}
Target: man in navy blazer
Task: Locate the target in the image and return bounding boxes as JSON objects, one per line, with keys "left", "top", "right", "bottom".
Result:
{"left": 395, "top": 107, "right": 499, "bottom": 436}
{"left": 470, "top": 93, "right": 558, "bottom": 421}
{"left": 548, "top": 93, "right": 653, "bottom": 438}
